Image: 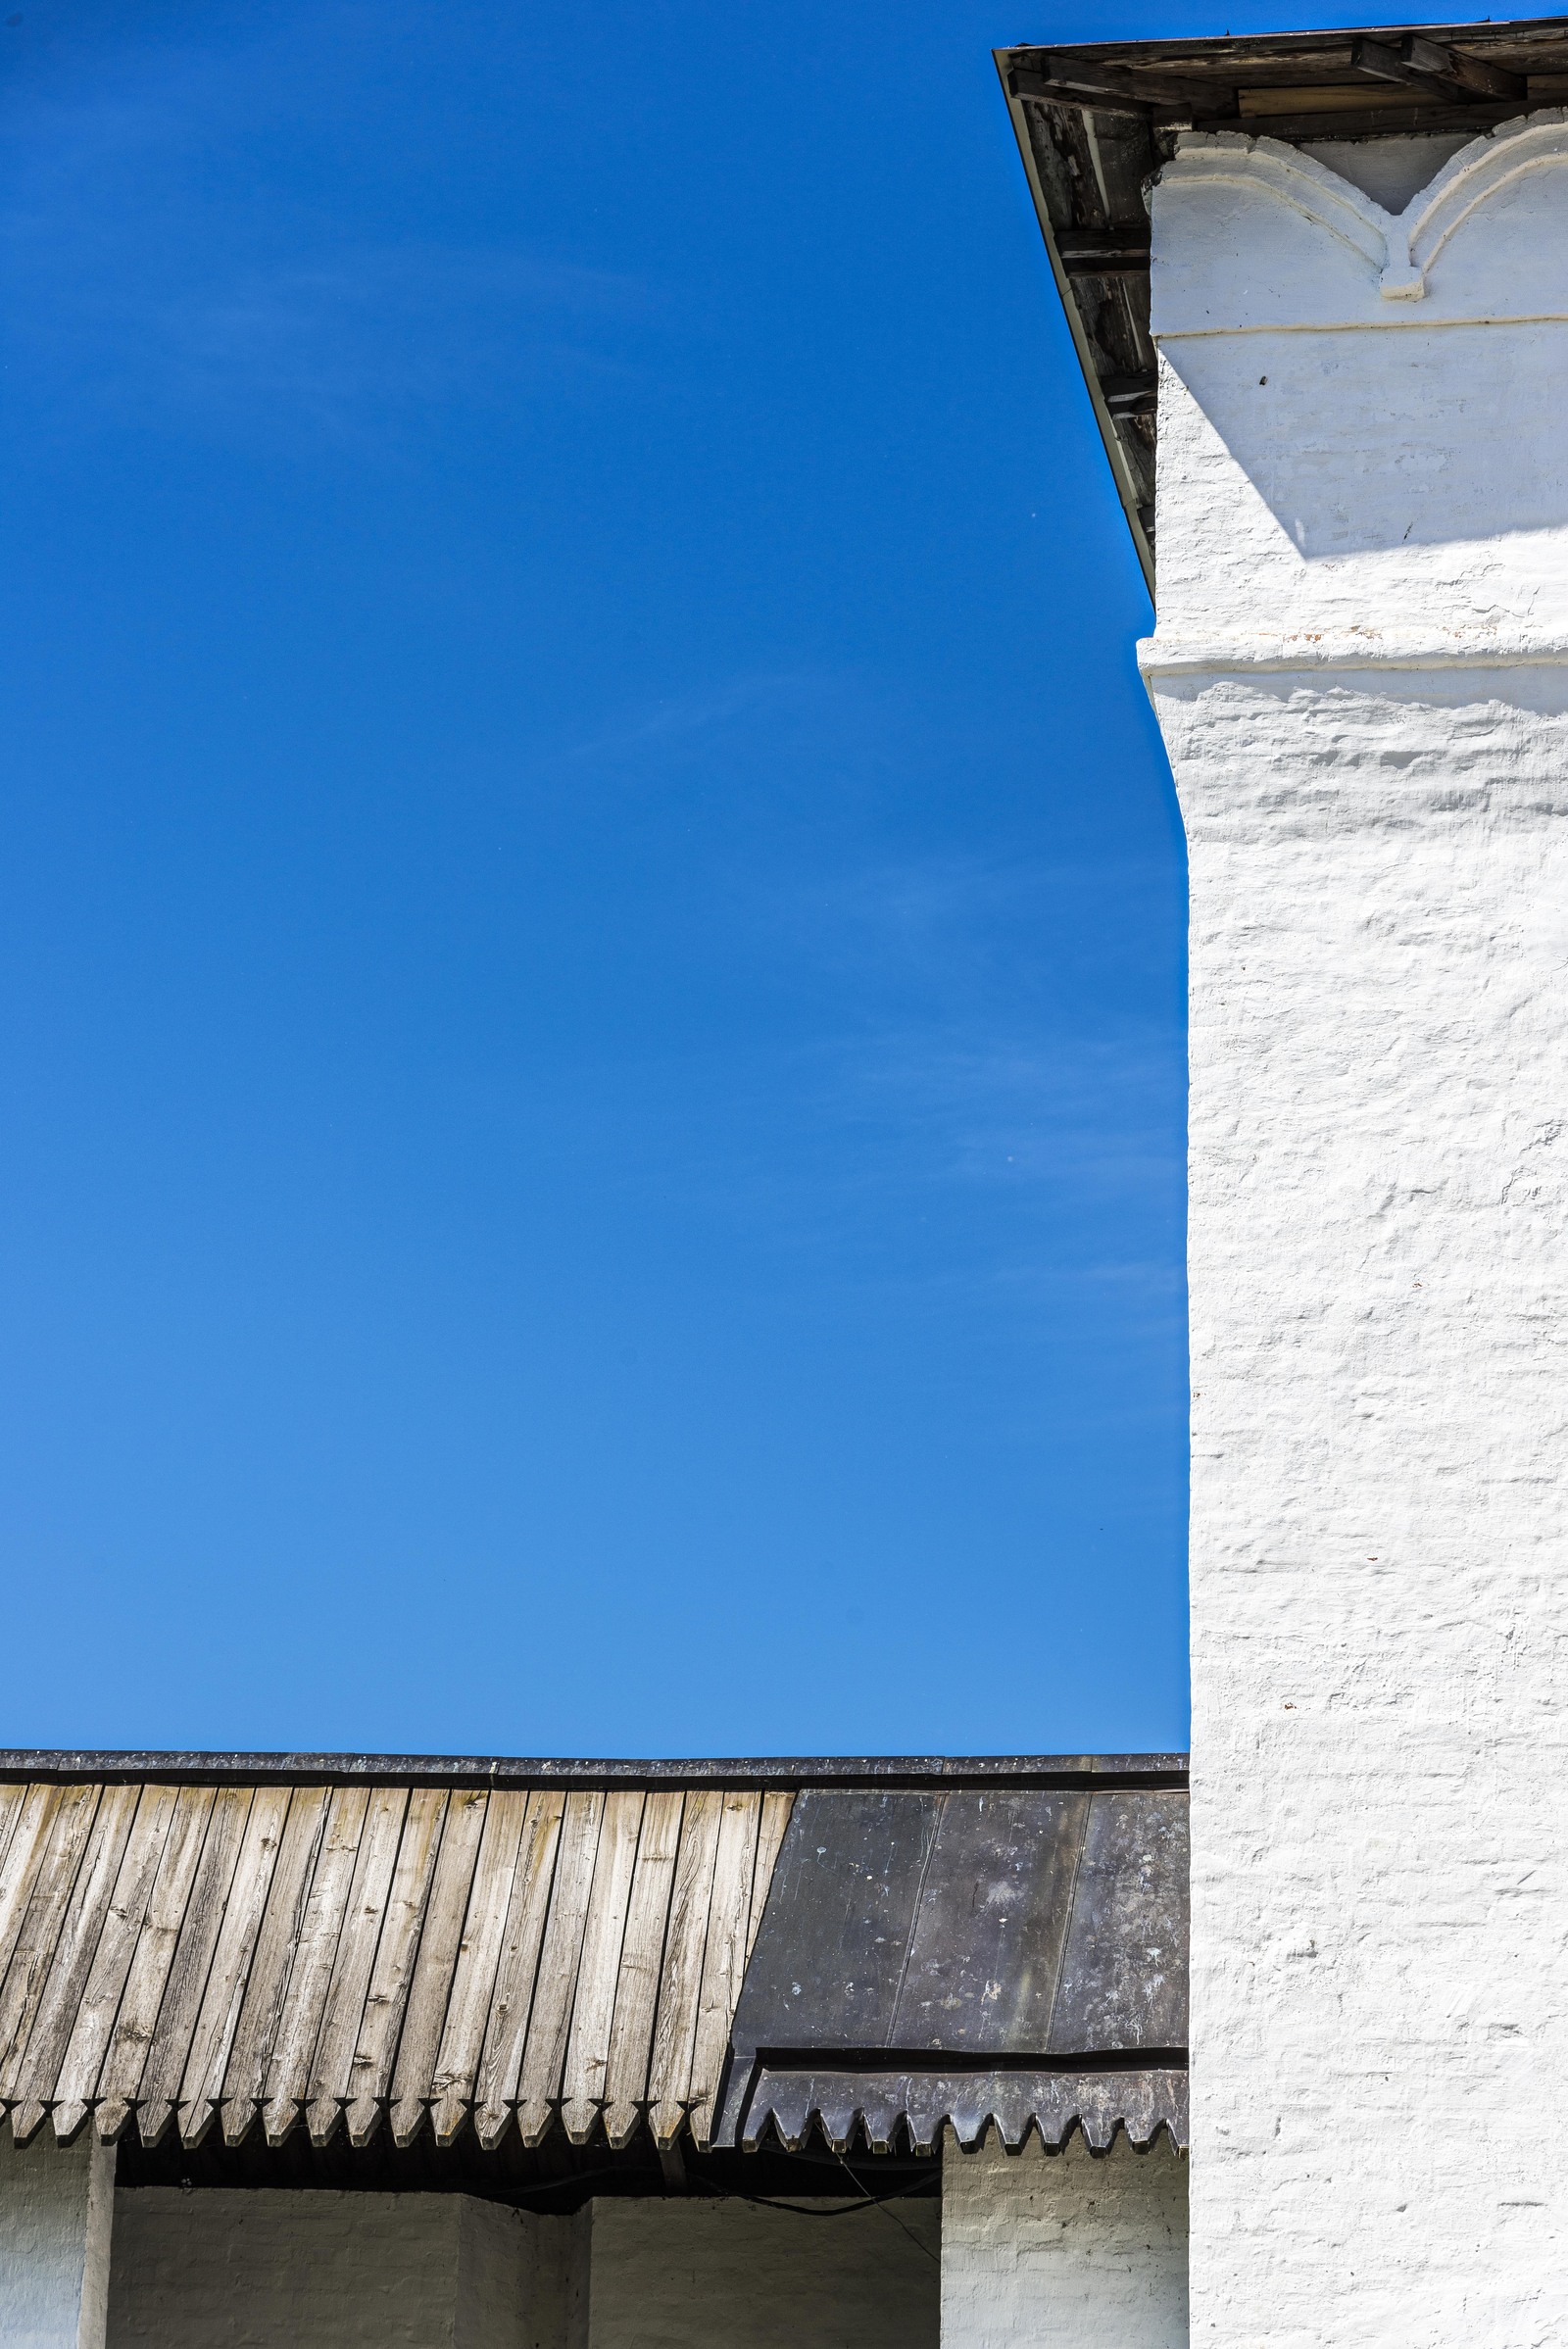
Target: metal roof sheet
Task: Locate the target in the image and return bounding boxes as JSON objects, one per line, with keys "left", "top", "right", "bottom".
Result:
{"left": 714, "top": 1784, "right": 1187, "bottom": 2153}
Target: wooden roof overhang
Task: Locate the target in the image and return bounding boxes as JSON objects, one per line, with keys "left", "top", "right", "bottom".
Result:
{"left": 993, "top": 14, "right": 1568, "bottom": 587}
{"left": 0, "top": 1752, "right": 1187, "bottom": 2188}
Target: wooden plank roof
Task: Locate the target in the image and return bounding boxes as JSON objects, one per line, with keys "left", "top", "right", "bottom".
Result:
{"left": 0, "top": 1775, "right": 792, "bottom": 2153}
{"left": 993, "top": 14, "right": 1568, "bottom": 584}
{"left": 0, "top": 1757, "right": 1189, "bottom": 2159}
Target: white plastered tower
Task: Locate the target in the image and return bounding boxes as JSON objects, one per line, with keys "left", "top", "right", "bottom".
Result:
{"left": 1147, "top": 112, "right": 1568, "bottom": 2345}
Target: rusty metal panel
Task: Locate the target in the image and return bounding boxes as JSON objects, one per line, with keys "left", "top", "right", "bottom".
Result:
{"left": 1048, "top": 1788, "right": 1188, "bottom": 2054}
{"left": 890, "top": 1789, "right": 1090, "bottom": 2052}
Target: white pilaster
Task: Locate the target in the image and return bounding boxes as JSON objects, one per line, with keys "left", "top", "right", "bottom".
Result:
{"left": 0, "top": 2133, "right": 116, "bottom": 2349}
{"left": 940, "top": 2137, "right": 1186, "bottom": 2349}
{"left": 1148, "top": 115, "right": 1568, "bottom": 2347}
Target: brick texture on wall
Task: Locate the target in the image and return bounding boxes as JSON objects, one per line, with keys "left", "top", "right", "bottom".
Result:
{"left": 105, "top": 2184, "right": 939, "bottom": 2349}
{"left": 1147, "top": 112, "right": 1568, "bottom": 2349}
{"left": 941, "top": 2138, "right": 1187, "bottom": 2349}
{"left": 108, "top": 2191, "right": 534, "bottom": 2349}
{"left": 583, "top": 2195, "right": 939, "bottom": 2349}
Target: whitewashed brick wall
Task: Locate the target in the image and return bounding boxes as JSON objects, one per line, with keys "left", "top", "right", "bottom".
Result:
{"left": 941, "top": 2139, "right": 1186, "bottom": 2349}
{"left": 0, "top": 2133, "right": 116, "bottom": 2349}
{"left": 108, "top": 2190, "right": 534, "bottom": 2349}
{"left": 105, "top": 2186, "right": 937, "bottom": 2349}
{"left": 1148, "top": 113, "right": 1568, "bottom": 2349}
{"left": 583, "top": 2194, "right": 938, "bottom": 2349}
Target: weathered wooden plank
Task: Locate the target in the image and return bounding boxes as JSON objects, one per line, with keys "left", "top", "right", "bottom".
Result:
{"left": 304, "top": 1784, "right": 408, "bottom": 2143}
{"left": 559, "top": 1789, "right": 644, "bottom": 2143}
{"left": 472, "top": 1791, "right": 565, "bottom": 2149}
{"left": 389, "top": 1786, "right": 488, "bottom": 2146}
{"left": 0, "top": 1785, "right": 103, "bottom": 2108}
{"left": 6, "top": 1782, "right": 139, "bottom": 2137}
{"left": 345, "top": 1786, "right": 447, "bottom": 2145}
{"left": 0, "top": 1787, "right": 65, "bottom": 2011}
{"left": 174, "top": 1784, "right": 291, "bottom": 2145}
{"left": 219, "top": 1786, "right": 331, "bottom": 2143}
{"left": 646, "top": 1787, "right": 722, "bottom": 2147}
{"left": 428, "top": 1788, "right": 534, "bottom": 2146}
{"left": 135, "top": 1786, "right": 254, "bottom": 2144}
{"left": 747, "top": 1792, "right": 794, "bottom": 1962}
{"left": 514, "top": 1789, "right": 605, "bottom": 2145}
{"left": 686, "top": 1791, "right": 760, "bottom": 2147}
{"left": 261, "top": 1784, "right": 370, "bottom": 2142}
{"left": 602, "top": 1789, "right": 683, "bottom": 2147}
{"left": 50, "top": 1784, "right": 184, "bottom": 2137}
{"left": 95, "top": 1785, "right": 216, "bottom": 2139}
{"left": 0, "top": 1784, "right": 29, "bottom": 1890}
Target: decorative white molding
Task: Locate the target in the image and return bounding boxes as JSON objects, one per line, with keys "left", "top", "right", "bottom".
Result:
{"left": 1405, "top": 110, "right": 1568, "bottom": 288}
{"left": 1162, "top": 131, "right": 1389, "bottom": 278}
{"left": 1162, "top": 110, "right": 1568, "bottom": 307}
{"left": 1137, "top": 626, "right": 1568, "bottom": 680}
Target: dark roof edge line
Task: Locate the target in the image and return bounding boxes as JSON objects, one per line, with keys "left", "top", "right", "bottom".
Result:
{"left": 992, "top": 51, "right": 1155, "bottom": 593}
{"left": 0, "top": 1749, "right": 1190, "bottom": 1792}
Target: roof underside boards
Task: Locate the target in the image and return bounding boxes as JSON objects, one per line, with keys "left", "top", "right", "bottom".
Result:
{"left": 0, "top": 1759, "right": 1189, "bottom": 2159}
{"left": 712, "top": 1784, "right": 1189, "bottom": 2153}
{"left": 993, "top": 14, "right": 1568, "bottom": 583}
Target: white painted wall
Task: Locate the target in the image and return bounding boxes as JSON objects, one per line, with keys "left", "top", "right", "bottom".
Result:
{"left": 105, "top": 2187, "right": 937, "bottom": 2349}
{"left": 941, "top": 2138, "right": 1186, "bottom": 2349}
{"left": 1148, "top": 112, "right": 1568, "bottom": 2349}
{"left": 108, "top": 2191, "right": 538, "bottom": 2349}
{"left": 583, "top": 2194, "right": 939, "bottom": 2349}
{"left": 0, "top": 2134, "right": 116, "bottom": 2349}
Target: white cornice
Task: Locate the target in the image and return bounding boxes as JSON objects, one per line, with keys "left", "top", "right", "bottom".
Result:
{"left": 1137, "top": 627, "right": 1568, "bottom": 680}
{"left": 1154, "top": 111, "right": 1568, "bottom": 329}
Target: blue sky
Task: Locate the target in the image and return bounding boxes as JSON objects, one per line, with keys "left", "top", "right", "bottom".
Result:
{"left": 0, "top": 0, "right": 1255, "bottom": 1758}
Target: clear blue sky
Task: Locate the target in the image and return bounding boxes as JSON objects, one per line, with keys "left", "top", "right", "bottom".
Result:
{"left": 1, "top": 0, "right": 1318, "bottom": 1760}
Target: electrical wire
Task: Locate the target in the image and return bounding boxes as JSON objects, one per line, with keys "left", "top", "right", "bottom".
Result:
{"left": 831, "top": 2147, "right": 940, "bottom": 2266}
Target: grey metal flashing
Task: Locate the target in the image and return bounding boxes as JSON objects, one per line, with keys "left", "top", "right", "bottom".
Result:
{"left": 0, "top": 1750, "right": 1189, "bottom": 1791}
{"left": 711, "top": 1784, "right": 1189, "bottom": 2152}
{"left": 738, "top": 2064, "right": 1188, "bottom": 2155}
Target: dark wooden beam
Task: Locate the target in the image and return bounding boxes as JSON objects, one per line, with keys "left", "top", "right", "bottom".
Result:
{"left": 1006, "top": 66, "right": 1151, "bottom": 120}
{"left": 1351, "top": 32, "right": 1526, "bottom": 101}
{"left": 1039, "top": 50, "right": 1224, "bottom": 111}
{"left": 1007, "top": 58, "right": 1242, "bottom": 122}
{"left": 1102, "top": 374, "right": 1158, "bottom": 419}
{"left": 1416, "top": 38, "right": 1527, "bottom": 101}
{"left": 1056, "top": 228, "right": 1152, "bottom": 279}
{"left": 1207, "top": 95, "right": 1522, "bottom": 142}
